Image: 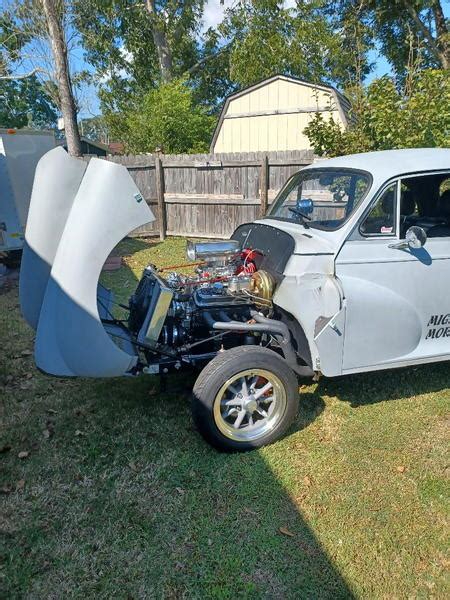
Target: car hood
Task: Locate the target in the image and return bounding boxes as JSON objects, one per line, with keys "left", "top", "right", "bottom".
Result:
{"left": 19, "top": 147, "right": 155, "bottom": 377}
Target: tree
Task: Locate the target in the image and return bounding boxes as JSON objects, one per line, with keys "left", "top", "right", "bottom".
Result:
{"left": 0, "top": 9, "right": 57, "bottom": 128}
{"left": 116, "top": 77, "right": 215, "bottom": 154}
{"left": 74, "top": 0, "right": 215, "bottom": 111}
{"left": 219, "top": 0, "right": 373, "bottom": 89}
{"left": 79, "top": 115, "right": 110, "bottom": 144}
{"left": 0, "top": 74, "right": 58, "bottom": 127}
{"left": 0, "top": 0, "right": 85, "bottom": 155}
{"left": 41, "top": 0, "right": 81, "bottom": 155}
{"left": 142, "top": 0, "right": 204, "bottom": 84}
{"left": 329, "top": 1, "right": 449, "bottom": 78}
{"left": 303, "top": 69, "right": 450, "bottom": 157}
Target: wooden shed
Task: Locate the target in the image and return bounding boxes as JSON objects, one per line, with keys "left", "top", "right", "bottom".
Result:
{"left": 210, "top": 75, "right": 351, "bottom": 153}
{"left": 57, "top": 136, "right": 109, "bottom": 156}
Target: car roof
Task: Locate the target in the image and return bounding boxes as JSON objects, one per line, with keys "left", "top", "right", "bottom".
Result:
{"left": 309, "top": 148, "right": 450, "bottom": 181}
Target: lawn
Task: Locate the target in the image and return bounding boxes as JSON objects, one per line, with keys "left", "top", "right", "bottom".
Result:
{"left": 1, "top": 237, "right": 449, "bottom": 599}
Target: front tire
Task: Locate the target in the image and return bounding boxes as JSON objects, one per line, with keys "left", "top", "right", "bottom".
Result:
{"left": 192, "top": 346, "right": 299, "bottom": 451}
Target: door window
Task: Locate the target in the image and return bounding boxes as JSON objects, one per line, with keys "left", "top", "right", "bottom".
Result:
{"left": 360, "top": 183, "right": 397, "bottom": 236}
{"left": 399, "top": 173, "right": 450, "bottom": 238}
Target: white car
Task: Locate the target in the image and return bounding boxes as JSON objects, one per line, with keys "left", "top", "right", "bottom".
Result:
{"left": 20, "top": 147, "right": 450, "bottom": 451}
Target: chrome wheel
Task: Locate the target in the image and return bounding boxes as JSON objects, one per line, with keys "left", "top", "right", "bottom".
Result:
{"left": 213, "top": 368, "right": 287, "bottom": 442}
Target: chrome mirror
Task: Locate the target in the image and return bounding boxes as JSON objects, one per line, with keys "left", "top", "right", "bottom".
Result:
{"left": 389, "top": 226, "right": 427, "bottom": 250}
{"left": 406, "top": 226, "right": 427, "bottom": 249}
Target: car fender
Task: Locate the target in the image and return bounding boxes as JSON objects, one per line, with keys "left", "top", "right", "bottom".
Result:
{"left": 273, "top": 273, "right": 344, "bottom": 373}
{"left": 19, "top": 148, "right": 155, "bottom": 377}
{"left": 20, "top": 147, "right": 88, "bottom": 329}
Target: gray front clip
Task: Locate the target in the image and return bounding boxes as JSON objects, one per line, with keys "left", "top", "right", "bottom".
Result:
{"left": 19, "top": 148, "right": 155, "bottom": 377}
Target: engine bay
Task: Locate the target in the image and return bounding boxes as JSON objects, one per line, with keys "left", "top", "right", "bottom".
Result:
{"left": 125, "top": 238, "right": 280, "bottom": 371}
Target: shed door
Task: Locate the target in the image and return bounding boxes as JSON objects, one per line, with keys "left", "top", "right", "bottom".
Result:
{"left": 336, "top": 174, "right": 450, "bottom": 373}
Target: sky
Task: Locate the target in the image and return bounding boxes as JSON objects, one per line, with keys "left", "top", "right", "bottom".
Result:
{"left": 202, "top": 0, "right": 232, "bottom": 31}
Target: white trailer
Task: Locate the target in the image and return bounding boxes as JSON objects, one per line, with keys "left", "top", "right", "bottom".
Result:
{"left": 0, "top": 129, "right": 55, "bottom": 253}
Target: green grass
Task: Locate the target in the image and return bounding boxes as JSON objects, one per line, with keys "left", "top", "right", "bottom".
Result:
{"left": 1, "top": 237, "right": 449, "bottom": 599}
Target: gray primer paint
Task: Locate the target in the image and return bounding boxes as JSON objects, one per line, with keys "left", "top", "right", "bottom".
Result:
{"left": 20, "top": 147, "right": 87, "bottom": 329}
{"left": 20, "top": 148, "right": 155, "bottom": 377}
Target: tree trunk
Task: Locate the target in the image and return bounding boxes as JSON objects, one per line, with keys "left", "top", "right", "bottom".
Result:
{"left": 404, "top": 1, "right": 448, "bottom": 69}
{"left": 41, "top": 0, "right": 82, "bottom": 156}
{"left": 145, "top": 0, "right": 173, "bottom": 82}
{"left": 432, "top": 1, "right": 449, "bottom": 69}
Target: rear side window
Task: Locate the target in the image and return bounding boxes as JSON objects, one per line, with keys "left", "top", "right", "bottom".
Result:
{"left": 360, "top": 183, "right": 397, "bottom": 236}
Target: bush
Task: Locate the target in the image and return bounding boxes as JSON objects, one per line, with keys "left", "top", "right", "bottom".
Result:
{"left": 304, "top": 69, "right": 450, "bottom": 157}
{"left": 108, "top": 78, "right": 216, "bottom": 154}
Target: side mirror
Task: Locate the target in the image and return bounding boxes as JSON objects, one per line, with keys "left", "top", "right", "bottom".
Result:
{"left": 389, "top": 226, "right": 427, "bottom": 250}
{"left": 406, "top": 226, "right": 427, "bottom": 248}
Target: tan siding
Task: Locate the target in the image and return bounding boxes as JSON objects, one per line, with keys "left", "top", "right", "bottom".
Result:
{"left": 281, "top": 113, "right": 289, "bottom": 150}
{"left": 214, "top": 109, "right": 343, "bottom": 153}
{"left": 213, "top": 78, "right": 346, "bottom": 153}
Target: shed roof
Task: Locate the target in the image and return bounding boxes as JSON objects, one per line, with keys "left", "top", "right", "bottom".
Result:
{"left": 57, "top": 136, "right": 109, "bottom": 154}
{"left": 210, "top": 75, "right": 352, "bottom": 152}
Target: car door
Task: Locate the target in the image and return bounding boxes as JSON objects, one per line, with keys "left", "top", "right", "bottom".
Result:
{"left": 335, "top": 171, "right": 450, "bottom": 373}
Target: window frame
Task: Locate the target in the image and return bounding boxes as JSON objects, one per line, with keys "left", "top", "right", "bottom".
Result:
{"left": 348, "top": 169, "right": 450, "bottom": 243}
{"left": 358, "top": 180, "right": 400, "bottom": 239}
{"left": 398, "top": 170, "right": 450, "bottom": 240}
{"left": 265, "top": 167, "right": 373, "bottom": 232}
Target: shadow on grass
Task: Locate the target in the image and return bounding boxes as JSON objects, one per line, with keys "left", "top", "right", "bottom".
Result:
{"left": 59, "top": 359, "right": 448, "bottom": 597}
{"left": 313, "top": 360, "right": 450, "bottom": 408}
{"left": 69, "top": 373, "right": 354, "bottom": 598}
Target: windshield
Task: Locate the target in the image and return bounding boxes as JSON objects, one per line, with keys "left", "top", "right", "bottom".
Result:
{"left": 267, "top": 169, "right": 371, "bottom": 231}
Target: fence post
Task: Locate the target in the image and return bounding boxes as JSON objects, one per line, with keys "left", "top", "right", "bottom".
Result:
{"left": 155, "top": 156, "right": 167, "bottom": 241}
{"left": 260, "top": 154, "right": 269, "bottom": 217}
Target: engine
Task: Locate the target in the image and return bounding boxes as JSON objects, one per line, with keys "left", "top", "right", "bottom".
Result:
{"left": 127, "top": 240, "right": 275, "bottom": 359}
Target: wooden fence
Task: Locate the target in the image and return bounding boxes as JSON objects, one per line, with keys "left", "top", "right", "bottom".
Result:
{"left": 107, "top": 150, "right": 315, "bottom": 239}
